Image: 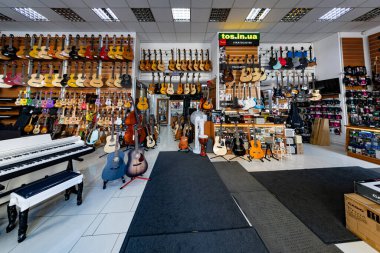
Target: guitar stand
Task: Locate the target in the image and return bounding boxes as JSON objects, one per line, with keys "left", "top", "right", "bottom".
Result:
{"left": 228, "top": 155, "right": 251, "bottom": 162}
{"left": 264, "top": 143, "right": 279, "bottom": 161}
{"left": 209, "top": 155, "right": 229, "bottom": 161}
{"left": 248, "top": 155, "right": 264, "bottom": 163}
{"left": 120, "top": 176, "right": 151, "bottom": 190}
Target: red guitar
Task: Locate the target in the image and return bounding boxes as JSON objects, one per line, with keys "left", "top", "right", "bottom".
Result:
{"left": 278, "top": 46, "right": 286, "bottom": 66}
{"left": 99, "top": 34, "right": 110, "bottom": 60}
{"left": 4, "top": 62, "right": 22, "bottom": 86}
{"left": 85, "top": 34, "right": 95, "bottom": 60}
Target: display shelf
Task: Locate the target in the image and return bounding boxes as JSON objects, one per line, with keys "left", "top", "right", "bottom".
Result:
{"left": 347, "top": 152, "right": 380, "bottom": 165}
{"left": 346, "top": 125, "right": 380, "bottom": 133}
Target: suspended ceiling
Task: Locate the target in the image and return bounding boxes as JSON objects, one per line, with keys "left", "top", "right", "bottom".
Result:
{"left": 0, "top": 0, "right": 379, "bottom": 43}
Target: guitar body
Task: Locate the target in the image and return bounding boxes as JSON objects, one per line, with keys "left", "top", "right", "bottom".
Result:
{"left": 166, "top": 84, "right": 174, "bottom": 95}
{"left": 146, "top": 135, "right": 156, "bottom": 148}
{"left": 160, "top": 83, "right": 167, "bottom": 95}
{"left": 123, "top": 47, "right": 134, "bottom": 61}
{"left": 125, "top": 148, "right": 148, "bottom": 178}
{"left": 90, "top": 74, "right": 104, "bottom": 88}
{"left": 240, "top": 68, "right": 252, "bottom": 82}
{"left": 177, "top": 83, "right": 183, "bottom": 95}
{"left": 101, "top": 152, "right": 126, "bottom": 182}
{"left": 76, "top": 74, "right": 86, "bottom": 87}
{"left": 148, "top": 84, "right": 156, "bottom": 95}
{"left": 137, "top": 97, "right": 149, "bottom": 111}
{"left": 157, "top": 63, "right": 165, "bottom": 72}
{"left": 43, "top": 74, "right": 55, "bottom": 87}
{"left": 310, "top": 90, "right": 322, "bottom": 101}
{"left": 38, "top": 47, "right": 52, "bottom": 59}
{"left": 204, "top": 61, "right": 211, "bottom": 71}
{"left": 190, "top": 85, "right": 196, "bottom": 95}
{"left": 249, "top": 140, "right": 264, "bottom": 159}
{"left": 168, "top": 61, "right": 175, "bottom": 71}
{"left": 16, "top": 46, "right": 28, "bottom": 59}
{"left": 175, "top": 62, "right": 181, "bottom": 71}
{"left": 202, "top": 99, "right": 213, "bottom": 110}
{"left": 213, "top": 136, "right": 227, "bottom": 156}
{"left": 67, "top": 75, "right": 78, "bottom": 88}
{"left": 259, "top": 69, "right": 267, "bottom": 81}
{"left": 104, "top": 135, "right": 117, "bottom": 153}
{"left": 51, "top": 76, "right": 62, "bottom": 87}
{"left": 139, "top": 60, "right": 145, "bottom": 71}
{"left": 232, "top": 137, "right": 246, "bottom": 156}
{"left": 123, "top": 127, "right": 134, "bottom": 145}
{"left": 29, "top": 47, "right": 40, "bottom": 59}
{"left": 105, "top": 77, "right": 115, "bottom": 88}
{"left": 273, "top": 62, "right": 282, "bottom": 70}
{"left": 99, "top": 46, "right": 110, "bottom": 60}
{"left": 27, "top": 74, "right": 44, "bottom": 87}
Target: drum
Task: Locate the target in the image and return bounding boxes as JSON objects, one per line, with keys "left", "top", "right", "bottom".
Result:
{"left": 198, "top": 134, "right": 208, "bottom": 157}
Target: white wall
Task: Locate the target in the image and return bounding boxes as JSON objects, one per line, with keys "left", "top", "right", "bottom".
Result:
{"left": 314, "top": 34, "right": 341, "bottom": 80}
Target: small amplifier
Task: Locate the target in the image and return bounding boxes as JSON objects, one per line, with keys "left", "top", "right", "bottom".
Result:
{"left": 355, "top": 178, "right": 380, "bottom": 205}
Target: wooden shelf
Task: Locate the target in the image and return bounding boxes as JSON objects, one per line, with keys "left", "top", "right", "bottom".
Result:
{"left": 346, "top": 126, "right": 380, "bottom": 133}
{"left": 214, "top": 123, "right": 285, "bottom": 128}
{"left": 347, "top": 152, "right": 380, "bottom": 165}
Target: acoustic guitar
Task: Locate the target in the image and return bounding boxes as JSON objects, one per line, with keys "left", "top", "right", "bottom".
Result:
{"left": 249, "top": 128, "right": 264, "bottom": 159}
{"left": 202, "top": 85, "right": 213, "bottom": 110}
{"left": 145, "top": 49, "right": 152, "bottom": 71}
{"left": 223, "top": 55, "right": 234, "bottom": 82}
{"left": 151, "top": 49, "right": 158, "bottom": 71}
{"left": 105, "top": 62, "right": 116, "bottom": 88}
{"left": 0, "top": 35, "right": 11, "bottom": 60}
{"left": 181, "top": 49, "right": 188, "bottom": 71}
{"left": 78, "top": 34, "right": 87, "bottom": 58}
{"left": 204, "top": 49, "right": 211, "bottom": 71}
{"left": 108, "top": 35, "right": 117, "bottom": 59}
{"left": 85, "top": 34, "right": 96, "bottom": 60}
{"left": 148, "top": 73, "right": 156, "bottom": 95}
{"left": 24, "top": 115, "right": 35, "bottom": 134}
{"left": 213, "top": 122, "right": 227, "bottom": 156}
{"left": 115, "top": 35, "right": 125, "bottom": 60}
{"left": 190, "top": 73, "right": 196, "bottom": 95}
{"left": 43, "top": 64, "right": 55, "bottom": 88}
{"left": 309, "top": 73, "right": 322, "bottom": 101}
{"left": 157, "top": 49, "right": 165, "bottom": 71}
{"left": 28, "top": 62, "right": 44, "bottom": 87}
{"left": 240, "top": 55, "right": 253, "bottom": 82}
{"left": 29, "top": 34, "right": 43, "bottom": 59}
{"left": 168, "top": 49, "right": 176, "bottom": 71}
{"left": 99, "top": 34, "right": 110, "bottom": 60}
{"left": 113, "top": 62, "right": 123, "bottom": 88}
{"left": 193, "top": 49, "right": 199, "bottom": 71}
{"left": 55, "top": 35, "right": 68, "bottom": 60}
{"left": 90, "top": 63, "right": 104, "bottom": 88}
{"left": 199, "top": 49, "right": 205, "bottom": 71}
{"left": 125, "top": 125, "right": 148, "bottom": 178}
{"left": 38, "top": 35, "right": 52, "bottom": 59}
{"left": 76, "top": 61, "right": 86, "bottom": 87}
{"left": 137, "top": 86, "right": 149, "bottom": 111}
{"left": 232, "top": 125, "right": 246, "bottom": 156}
{"left": 67, "top": 62, "right": 79, "bottom": 88}
{"left": 104, "top": 113, "right": 117, "bottom": 154}
{"left": 139, "top": 49, "right": 146, "bottom": 71}
{"left": 188, "top": 49, "right": 194, "bottom": 71}
{"left": 177, "top": 73, "right": 184, "bottom": 95}
{"left": 160, "top": 75, "right": 167, "bottom": 95}
{"left": 176, "top": 49, "right": 182, "bottom": 71}
{"left": 0, "top": 63, "right": 12, "bottom": 88}
{"left": 123, "top": 34, "right": 134, "bottom": 60}
{"left": 16, "top": 34, "right": 31, "bottom": 59}
{"left": 2, "top": 34, "right": 17, "bottom": 59}
{"left": 52, "top": 63, "right": 63, "bottom": 87}
{"left": 166, "top": 74, "right": 175, "bottom": 95}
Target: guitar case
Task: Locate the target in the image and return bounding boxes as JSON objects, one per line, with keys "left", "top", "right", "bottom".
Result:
{"left": 206, "top": 138, "right": 213, "bottom": 153}
{"left": 286, "top": 102, "right": 303, "bottom": 129}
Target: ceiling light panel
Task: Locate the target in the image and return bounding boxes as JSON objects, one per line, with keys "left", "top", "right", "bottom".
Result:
{"left": 92, "top": 8, "right": 120, "bottom": 22}
{"left": 352, "top": 8, "right": 380, "bottom": 22}
{"left": 209, "top": 8, "right": 230, "bottom": 22}
{"left": 51, "top": 8, "right": 86, "bottom": 22}
{"left": 172, "top": 8, "right": 190, "bottom": 22}
{"left": 245, "top": 8, "right": 271, "bottom": 22}
{"left": 0, "top": 13, "right": 15, "bottom": 21}
{"left": 13, "top": 8, "right": 49, "bottom": 21}
{"left": 131, "top": 8, "right": 155, "bottom": 22}
{"left": 281, "top": 8, "right": 313, "bottom": 22}
{"left": 318, "top": 8, "right": 352, "bottom": 21}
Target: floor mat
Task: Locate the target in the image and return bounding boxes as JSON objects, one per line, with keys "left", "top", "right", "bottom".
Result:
{"left": 126, "top": 228, "right": 269, "bottom": 253}
{"left": 250, "top": 166, "right": 380, "bottom": 244}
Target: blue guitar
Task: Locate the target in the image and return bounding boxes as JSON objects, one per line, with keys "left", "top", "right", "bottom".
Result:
{"left": 101, "top": 125, "right": 125, "bottom": 189}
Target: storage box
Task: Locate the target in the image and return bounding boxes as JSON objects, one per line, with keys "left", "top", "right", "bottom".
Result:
{"left": 286, "top": 138, "right": 294, "bottom": 145}
{"left": 285, "top": 128, "right": 295, "bottom": 137}
{"left": 295, "top": 135, "right": 303, "bottom": 144}
{"left": 344, "top": 193, "right": 380, "bottom": 252}
{"left": 296, "top": 143, "right": 304, "bottom": 154}
{"left": 355, "top": 179, "right": 380, "bottom": 205}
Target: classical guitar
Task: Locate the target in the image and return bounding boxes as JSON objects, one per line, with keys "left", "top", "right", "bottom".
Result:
{"left": 52, "top": 63, "right": 64, "bottom": 87}
{"left": 40, "top": 115, "right": 49, "bottom": 134}
{"left": 199, "top": 49, "right": 205, "bottom": 71}
{"left": 125, "top": 124, "right": 148, "bottom": 178}
{"left": 28, "top": 62, "right": 44, "bottom": 87}
{"left": 160, "top": 74, "right": 167, "bottom": 95}
{"left": 48, "top": 35, "right": 59, "bottom": 58}
{"left": 38, "top": 34, "right": 52, "bottom": 59}
{"left": 151, "top": 49, "right": 158, "bottom": 71}
{"left": 183, "top": 73, "right": 190, "bottom": 95}
{"left": 196, "top": 73, "right": 202, "bottom": 94}
{"left": 168, "top": 49, "right": 176, "bottom": 71}
{"left": 104, "top": 112, "right": 117, "bottom": 153}
{"left": 20, "top": 62, "right": 28, "bottom": 86}
{"left": 310, "top": 73, "right": 322, "bottom": 101}
{"left": 76, "top": 61, "right": 86, "bottom": 87}
{"left": 105, "top": 62, "right": 116, "bottom": 88}
{"left": 188, "top": 49, "right": 194, "bottom": 71}
{"left": 0, "top": 64, "right": 12, "bottom": 88}
{"left": 43, "top": 64, "right": 55, "bottom": 88}
{"left": 148, "top": 73, "right": 156, "bottom": 95}
{"left": 157, "top": 49, "right": 165, "bottom": 71}
{"left": 145, "top": 49, "right": 152, "bottom": 71}
{"left": 181, "top": 49, "right": 188, "bottom": 71}
{"left": 190, "top": 73, "right": 197, "bottom": 95}
{"left": 232, "top": 125, "right": 246, "bottom": 156}
{"left": 249, "top": 128, "right": 264, "bottom": 159}
{"left": 177, "top": 73, "right": 184, "bottom": 95}
{"left": 67, "top": 62, "right": 79, "bottom": 88}
{"left": 55, "top": 35, "right": 68, "bottom": 60}
{"left": 139, "top": 49, "right": 146, "bottom": 71}
{"left": 78, "top": 34, "right": 87, "bottom": 58}
{"left": 99, "top": 34, "right": 110, "bottom": 60}
{"left": 108, "top": 35, "right": 117, "bottom": 59}
{"left": 204, "top": 49, "right": 211, "bottom": 71}
{"left": 166, "top": 74, "right": 175, "bottom": 95}
{"left": 113, "top": 62, "right": 123, "bottom": 88}
{"left": 90, "top": 63, "right": 104, "bottom": 88}
{"left": 2, "top": 34, "right": 17, "bottom": 59}
{"left": 137, "top": 86, "right": 149, "bottom": 111}
{"left": 16, "top": 34, "right": 31, "bottom": 59}
{"left": 32, "top": 115, "right": 42, "bottom": 135}
{"left": 61, "top": 34, "right": 72, "bottom": 58}
{"left": 0, "top": 35, "right": 11, "bottom": 60}
{"left": 115, "top": 35, "right": 124, "bottom": 60}
{"left": 24, "top": 115, "right": 35, "bottom": 134}
{"left": 213, "top": 121, "right": 227, "bottom": 156}
{"left": 85, "top": 34, "right": 96, "bottom": 60}
{"left": 29, "top": 34, "right": 43, "bottom": 59}
{"left": 176, "top": 49, "right": 182, "bottom": 71}
{"left": 193, "top": 49, "right": 199, "bottom": 71}
{"left": 202, "top": 85, "right": 213, "bottom": 110}
{"left": 123, "top": 34, "right": 134, "bottom": 60}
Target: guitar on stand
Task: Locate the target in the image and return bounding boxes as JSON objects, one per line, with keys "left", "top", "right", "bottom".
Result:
{"left": 249, "top": 128, "right": 264, "bottom": 162}
{"left": 229, "top": 123, "right": 249, "bottom": 162}
{"left": 211, "top": 119, "right": 228, "bottom": 160}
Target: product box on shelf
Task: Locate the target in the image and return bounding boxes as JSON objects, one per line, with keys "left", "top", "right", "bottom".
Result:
{"left": 344, "top": 193, "right": 380, "bottom": 252}
{"left": 355, "top": 179, "right": 380, "bottom": 205}
{"left": 296, "top": 143, "right": 304, "bottom": 154}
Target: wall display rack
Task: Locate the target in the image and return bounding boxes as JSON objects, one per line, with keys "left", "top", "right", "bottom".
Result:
{"left": 346, "top": 126, "right": 380, "bottom": 165}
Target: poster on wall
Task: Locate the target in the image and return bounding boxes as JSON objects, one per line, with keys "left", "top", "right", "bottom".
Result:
{"left": 218, "top": 32, "right": 260, "bottom": 47}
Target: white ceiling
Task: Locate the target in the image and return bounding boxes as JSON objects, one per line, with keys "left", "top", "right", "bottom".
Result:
{"left": 0, "top": 0, "right": 379, "bottom": 43}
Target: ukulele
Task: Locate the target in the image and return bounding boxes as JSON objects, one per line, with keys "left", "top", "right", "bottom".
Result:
{"left": 28, "top": 62, "right": 44, "bottom": 87}
{"left": 78, "top": 34, "right": 87, "bottom": 58}
{"left": 43, "top": 63, "right": 55, "bottom": 87}
{"left": 40, "top": 114, "right": 49, "bottom": 134}
{"left": 85, "top": 34, "right": 96, "bottom": 60}
{"left": 168, "top": 49, "right": 176, "bottom": 71}
{"left": 139, "top": 49, "right": 146, "bottom": 71}
{"left": 160, "top": 74, "right": 167, "bottom": 95}
{"left": 157, "top": 49, "right": 165, "bottom": 71}
{"left": 90, "top": 63, "right": 104, "bottom": 88}
{"left": 2, "top": 34, "right": 17, "bottom": 59}
{"left": 52, "top": 63, "right": 64, "bottom": 87}
{"left": 204, "top": 49, "right": 211, "bottom": 71}
{"left": 193, "top": 49, "right": 199, "bottom": 71}
{"left": 76, "top": 61, "right": 86, "bottom": 87}
{"left": 232, "top": 125, "right": 246, "bottom": 156}
{"left": 184, "top": 73, "right": 190, "bottom": 95}
{"left": 0, "top": 35, "right": 11, "bottom": 60}
{"left": 32, "top": 115, "right": 42, "bottom": 135}
{"left": 177, "top": 73, "right": 184, "bottom": 95}
{"left": 16, "top": 34, "right": 31, "bottom": 59}
{"left": 199, "top": 49, "right": 205, "bottom": 71}
{"left": 123, "top": 34, "right": 134, "bottom": 60}
{"left": 38, "top": 34, "right": 52, "bottom": 59}
{"left": 24, "top": 115, "right": 35, "bottom": 134}
{"left": 176, "top": 49, "right": 182, "bottom": 71}
{"left": 105, "top": 62, "right": 116, "bottom": 87}
{"left": 190, "top": 73, "right": 197, "bottom": 95}
{"left": 148, "top": 73, "right": 156, "bottom": 95}
{"left": 99, "top": 34, "right": 110, "bottom": 60}
{"left": 67, "top": 62, "right": 78, "bottom": 88}
{"left": 151, "top": 49, "right": 158, "bottom": 71}
{"left": 29, "top": 34, "right": 43, "bottom": 59}
{"left": 108, "top": 35, "right": 117, "bottom": 59}
{"left": 166, "top": 74, "right": 175, "bottom": 95}
{"left": 249, "top": 128, "right": 264, "bottom": 159}
{"left": 181, "top": 49, "right": 188, "bottom": 71}
{"left": 145, "top": 49, "right": 152, "bottom": 71}
{"left": 137, "top": 87, "right": 149, "bottom": 111}
{"left": 187, "top": 49, "right": 194, "bottom": 71}
{"left": 61, "top": 35, "right": 71, "bottom": 58}
{"left": 114, "top": 62, "right": 123, "bottom": 88}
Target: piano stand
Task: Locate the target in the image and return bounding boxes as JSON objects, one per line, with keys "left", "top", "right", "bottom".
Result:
{"left": 73, "top": 157, "right": 84, "bottom": 162}
{"left": 65, "top": 182, "right": 84, "bottom": 205}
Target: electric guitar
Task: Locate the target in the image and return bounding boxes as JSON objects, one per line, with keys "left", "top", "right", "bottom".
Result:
{"left": 249, "top": 128, "right": 264, "bottom": 159}
{"left": 310, "top": 73, "right": 322, "bottom": 101}
{"left": 213, "top": 121, "right": 227, "bottom": 156}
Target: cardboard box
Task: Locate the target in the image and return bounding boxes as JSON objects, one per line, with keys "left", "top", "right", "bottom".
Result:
{"left": 296, "top": 143, "right": 304, "bottom": 154}
{"left": 344, "top": 193, "right": 380, "bottom": 252}
{"left": 295, "top": 135, "right": 303, "bottom": 144}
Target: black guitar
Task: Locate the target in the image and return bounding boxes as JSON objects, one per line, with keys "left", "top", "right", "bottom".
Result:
{"left": 2, "top": 34, "right": 17, "bottom": 59}
{"left": 121, "top": 61, "right": 132, "bottom": 88}
{"left": 299, "top": 47, "right": 308, "bottom": 69}
{"left": 232, "top": 125, "right": 246, "bottom": 156}
{"left": 285, "top": 46, "right": 293, "bottom": 69}
{"left": 69, "top": 34, "right": 80, "bottom": 60}
{"left": 268, "top": 46, "right": 276, "bottom": 67}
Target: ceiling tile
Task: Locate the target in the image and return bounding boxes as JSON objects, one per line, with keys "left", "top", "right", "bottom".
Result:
{"left": 299, "top": 8, "right": 330, "bottom": 22}
{"left": 301, "top": 21, "right": 328, "bottom": 33}
{"left": 338, "top": 0, "right": 367, "bottom": 7}
{"left": 233, "top": 0, "right": 256, "bottom": 8}
{"left": 147, "top": 33, "right": 163, "bottom": 41}
{"left": 191, "top": 22, "right": 208, "bottom": 32}
{"left": 269, "top": 22, "right": 294, "bottom": 33}
{"left": 263, "top": 9, "right": 291, "bottom": 22}
{"left": 226, "top": 8, "right": 251, "bottom": 23}
{"left": 256, "top": 22, "right": 276, "bottom": 32}
{"left": 318, "top": 22, "right": 348, "bottom": 32}
{"left": 17, "top": 0, "right": 46, "bottom": 7}
{"left": 176, "top": 32, "right": 190, "bottom": 41}
{"left": 191, "top": 0, "right": 212, "bottom": 8}
{"left": 0, "top": 0, "right": 24, "bottom": 7}
{"left": 82, "top": 0, "right": 108, "bottom": 8}
{"left": 206, "top": 22, "right": 224, "bottom": 32}
{"left": 253, "top": 0, "right": 279, "bottom": 8}
{"left": 360, "top": 0, "right": 380, "bottom": 7}
{"left": 223, "top": 23, "right": 243, "bottom": 30}
{"left": 336, "top": 7, "right": 373, "bottom": 21}
{"left": 191, "top": 32, "right": 205, "bottom": 41}
{"left": 52, "top": 21, "right": 78, "bottom": 31}
{"left": 338, "top": 21, "right": 364, "bottom": 31}
{"left": 111, "top": 7, "right": 138, "bottom": 22}
{"left": 126, "top": 0, "right": 149, "bottom": 7}
{"left": 106, "top": 0, "right": 129, "bottom": 7}
{"left": 240, "top": 22, "right": 260, "bottom": 30}
{"left": 212, "top": 0, "right": 234, "bottom": 8}
{"left": 190, "top": 8, "right": 210, "bottom": 22}
{"left": 140, "top": 22, "right": 159, "bottom": 33}
{"left": 38, "top": 0, "right": 66, "bottom": 7}
{"left": 204, "top": 32, "right": 216, "bottom": 41}
{"left": 87, "top": 21, "right": 110, "bottom": 31}
{"left": 161, "top": 32, "right": 177, "bottom": 41}
{"left": 106, "top": 21, "right": 127, "bottom": 31}
{"left": 148, "top": 0, "right": 170, "bottom": 7}
{"left": 59, "top": 0, "right": 87, "bottom": 7}
{"left": 295, "top": 0, "right": 324, "bottom": 8}
{"left": 275, "top": 0, "right": 299, "bottom": 8}
{"left": 74, "top": 8, "right": 101, "bottom": 22}
{"left": 151, "top": 8, "right": 173, "bottom": 22}
{"left": 30, "top": 7, "right": 67, "bottom": 21}
{"left": 137, "top": 32, "right": 149, "bottom": 41}
{"left": 157, "top": 22, "right": 175, "bottom": 32}
{"left": 124, "top": 21, "right": 144, "bottom": 32}
{"left": 174, "top": 22, "right": 191, "bottom": 32}
{"left": 170, "top": 0, "right": 191, "bottom": 8}
{"left": 273, "top": 33, "right": 295, "bottom": 42}
{"left": 318, "top": 0, "right": 345, "bottom": 7}
{"left": 0, "top": 8, "right": 30, "bottom": 21}
{"left": 284, "top": 22, "right": 312, "bottom": 33}
{"left": 73, "top": 22, "right": 95, "bottom": 30}
{"left": 354, "top": 21, "right": 380, "bottom": 32}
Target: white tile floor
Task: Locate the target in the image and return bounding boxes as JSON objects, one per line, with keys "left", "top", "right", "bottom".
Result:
{"left": 0, "top": 127, "right": 378, "bottom": 253}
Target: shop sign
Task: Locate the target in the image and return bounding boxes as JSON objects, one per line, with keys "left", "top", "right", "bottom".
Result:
{"left": 219, "top": 33, "right": 260, "bottom": 46}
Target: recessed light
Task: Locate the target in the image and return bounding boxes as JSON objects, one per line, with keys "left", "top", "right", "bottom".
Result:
{"left": 172, "top": 8, "right": 190, "bottom": 22}
{"left": 131, "top": 8, "right": 155, "bottom": 22}
{"left": 245, "top": 8, "right": 270, "bottom": 22}
{"left": 318, "top": 8, "right": 352, "bottom": 21}
{"left": 352, "top": 8, "right": 380, "bottom": 22}
{"left": 51, "top": 8, "right": 85, "bottom": 22}
{"left": 209, "top": 8, "right": 231, "bottom": 22}
{"left": 92, "top": 8, "right": 120, "bottom": 22}
{"left": 0, "top": 13, "right": 15, "bottom": 21}
{"left": 281, "top": 8, "right": 312, "bottom": 22}
{"left": 13, "top": 8, "right": 49, "bottom": 21}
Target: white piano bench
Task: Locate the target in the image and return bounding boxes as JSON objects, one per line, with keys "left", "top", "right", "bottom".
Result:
{"left": 5, "top": 170, "right": 84, "bottom": 243}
